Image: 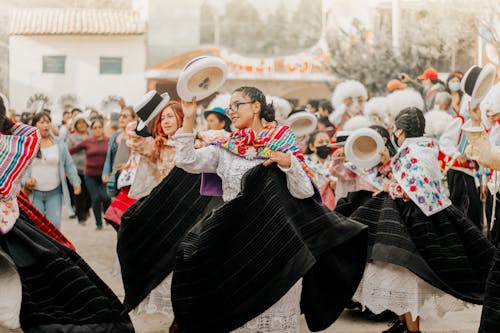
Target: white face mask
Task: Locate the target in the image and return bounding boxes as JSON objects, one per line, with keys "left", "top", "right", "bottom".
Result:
{"left": 449, "top": 82, "right": 461, "bottom": 92}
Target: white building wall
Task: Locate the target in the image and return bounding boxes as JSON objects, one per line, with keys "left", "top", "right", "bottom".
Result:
{"left": 9, "top": 34, "right": 146, "bottom": 120}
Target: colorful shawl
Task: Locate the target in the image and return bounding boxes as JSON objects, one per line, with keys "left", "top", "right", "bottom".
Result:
{"left": 392, "top": 137, "right": 452, "bottom": 216}
{"left": 216, "top": 125, "right": 318, "bottom": 184}
{"left": 0, "top": 123, "right": 40, "bottom": 234}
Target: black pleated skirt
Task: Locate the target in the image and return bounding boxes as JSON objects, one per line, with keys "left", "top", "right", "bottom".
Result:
{"left": 0, "top": 210, "right": 134, "bottom": 333}
{"left": 335, "top": 190, "right": 495, "bottom": 304}
{"left": 479, "top": 247, "right": 500, "bottom": 333}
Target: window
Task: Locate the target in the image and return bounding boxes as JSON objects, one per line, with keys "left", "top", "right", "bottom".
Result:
{"left": 42, "top": 56, "right": 66, "bottom": 74}
{"left": 100, "top": 57, "right": 122, "bottom": 74}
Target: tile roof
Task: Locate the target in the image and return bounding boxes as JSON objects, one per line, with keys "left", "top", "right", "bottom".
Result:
{"left": 9, "top": 8, "right": 146, "bottom": 35}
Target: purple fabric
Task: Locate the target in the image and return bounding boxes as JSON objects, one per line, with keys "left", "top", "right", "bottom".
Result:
{"left": 200, "top": 173, "right": 224, "bottom": 196}
{"left": 201, "top": 172, "right": 322, "bottom": 205}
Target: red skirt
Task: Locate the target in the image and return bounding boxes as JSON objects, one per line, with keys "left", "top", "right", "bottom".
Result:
{"left": 104, "top": 186, "right": 137, "bottom": 231}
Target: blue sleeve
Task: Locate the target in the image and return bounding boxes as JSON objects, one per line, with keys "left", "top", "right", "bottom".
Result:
{"left": 61, "top": 142, "right": 81, "bottom": 185}
{"left": 102, "top": 131, "right": 119, "bottom": 177}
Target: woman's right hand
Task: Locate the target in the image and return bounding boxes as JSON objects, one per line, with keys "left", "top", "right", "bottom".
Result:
{"left": 25, "top": 178, "right": 37, "bottom": 189}
{"left": 181, "top": 97, "right": 197, "bottom": 119}
{"left": 180, "top": 97, "right": 197, "bottom": 133}
{"left": 468, "top": 101, "right": 482, "bottom": 127}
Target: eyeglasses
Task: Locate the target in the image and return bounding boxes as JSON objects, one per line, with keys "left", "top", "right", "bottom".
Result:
{"left": 224, "top": 101, "right": 254, "bottom": 115}
{"left": 119, "top": 113, "right": 131, "bottom": 118}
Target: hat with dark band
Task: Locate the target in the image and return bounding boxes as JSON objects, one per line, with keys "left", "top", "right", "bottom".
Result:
{"left": 134, "top": 90, "right": 170, "bottom": 137}
{"left": 177, "top": 56, "right": 228, "bottom": 102}
{"left": 461, "top": 64, "right": 496, "bottom": 109}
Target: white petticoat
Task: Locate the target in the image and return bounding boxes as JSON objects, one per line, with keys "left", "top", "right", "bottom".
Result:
{"left": 353, "top": 261, "right": 472, "bottom": 321}
{"left": 135, "top": 275, "right": 301, "bottom": 333}
{"left": 135, "top": 274, "right": 174, "bottom": 318}
{"left": 232, "top": 280, "right": 301, "bottom": 333}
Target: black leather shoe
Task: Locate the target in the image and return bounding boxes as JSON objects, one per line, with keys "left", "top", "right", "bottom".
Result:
{"left": 382, "top": 320, "right": 407, "bottom": 333}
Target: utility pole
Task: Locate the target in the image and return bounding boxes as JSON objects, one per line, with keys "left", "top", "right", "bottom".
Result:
{"left": 392, "top": 0, "right": 401, "bottom": 55}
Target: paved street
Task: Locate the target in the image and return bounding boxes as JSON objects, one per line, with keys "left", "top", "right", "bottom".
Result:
{"left": 52, "top": 213, "right": 483, "bottom": 333}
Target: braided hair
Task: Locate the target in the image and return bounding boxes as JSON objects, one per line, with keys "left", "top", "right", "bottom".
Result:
{"left": 394, "top": 107, "right": 426, "bottom": 138}
{"left": 0, "top": 95, "right": 13, "bottom": 134}
{"left": 233, "top": 86, "right": 275, "bottom": 122}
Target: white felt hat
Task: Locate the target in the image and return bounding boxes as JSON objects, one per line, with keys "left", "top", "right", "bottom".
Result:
{"left": 177, "top": 56, "right": 228, "bottom": 102}
{"left": 461, "top": 63, "right": 497, "bottom": 109}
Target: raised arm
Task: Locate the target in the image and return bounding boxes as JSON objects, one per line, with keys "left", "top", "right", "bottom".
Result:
{"left": 173, "top": 98, "right": 219, "bottom": 174}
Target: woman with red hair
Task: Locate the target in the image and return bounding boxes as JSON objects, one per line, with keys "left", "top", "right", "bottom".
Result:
{"left": 114, "top": 100, "right": 185, "bottom": 321}
{"left": 105, "top": 101, "right": 184, "bottom": 229}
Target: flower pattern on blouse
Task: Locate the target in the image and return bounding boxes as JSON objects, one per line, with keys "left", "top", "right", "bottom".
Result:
{"left": 392, "top": 137, "right": 451, "bottom": 216}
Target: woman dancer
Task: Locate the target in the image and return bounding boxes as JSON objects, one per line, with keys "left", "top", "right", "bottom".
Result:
{"left": 172, "top": 86, "right": 367, "bottom": 333}
{"left": 336, "top": 107, "right": 494, "bottom": 333}
{"left": 0, "top": 100, "right": 134, "bottom": 332}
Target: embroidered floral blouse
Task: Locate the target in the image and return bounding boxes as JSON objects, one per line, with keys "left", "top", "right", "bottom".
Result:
{"left": 392, "top": 137, "right": 451, "bottom": 216}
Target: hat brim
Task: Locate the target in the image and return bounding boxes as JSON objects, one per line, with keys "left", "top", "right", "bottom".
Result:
{"left": 177, "top": 56, "right": 228, "bottom": 102}
{"left": 284, "top": 112, "right": 317, "bottom": 136}
{"left": 135, "top": 92, "right": 170, "bottom": 136}
{"left": 470, "top": 63, "right": 496, "bottom": 109}
{"left": 203, "top": 110, "right": 231, "bottom": 122}
{"left": 344, "top": 128, "right": 385, "bottom": 169}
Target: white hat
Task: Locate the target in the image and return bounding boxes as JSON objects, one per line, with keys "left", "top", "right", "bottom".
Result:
{"left": 344, "top": 127, "right": 385, "bottom": 169}
{"left": 73, "top": 113, "right": 90, "bottom": 128}
{"left": 285, "top": 111, "right": 317, "bottom": 136}
{"left": 343, "top": 115, "right": 372, "bottom": 131}
{"left": 0, "top": 92, "right": 9, "bottom": 112}
{"left": 424, "top": 110, "right": 453, "bottom": 139}
{"left": 461, "top": 63, "right": 497, "bottom": 109}
{"left": 331, "top": 80, "right": 367, "bottom": 110}
{"left": 266, "top": 95, "right": 292, "bottom": 126}
{"left": 134, "top": 90, "right": 170, "bottom": 137}
{"left": 177, "top": 56, "right": 228, "bottom": 102}
{"left": 364, "top": 96, "right": 388, "bottom": 127}
{"left": 385, "top": 88, "right": 425, "bottom": 126}
{"left": 481, "top": 82, "right": 500, "bottom": 117}
{"left": 207, "top": 93, "right": 231, "bottom": 111}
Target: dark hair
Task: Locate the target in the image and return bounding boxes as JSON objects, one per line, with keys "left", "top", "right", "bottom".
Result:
{"left": 395, "top": 107, "right": 425, "bottom": 138}
{"left": 90, "top": 117, "right": 104, "bottom": 129}
{"left": 370, "top": 125, "right": 397, "bottom": 157}
{"left": 307, "top": 99, "right": 320, "bottom": 109}
{"left": 122, "top": 106, "right": 137, "bottom": 118}
{"left": 32, "top": 111, "right": 52, "bottom": 127}
{"left": 71, "top": 107, "right": 82, "bottom": 115}
{"left": 318, "top": 116, "right": 333, "bottom": 128}
{"left": 445, "top": 72, "right": 464, "bottom": 97}
{"left": 207, "top": 111, "right": 231, "bottom": 132}
{"left": 320, "top": 100, "right": 333, "bottom": 114}
{"left": 305, "top": 130, "right": 329, "bottom": 154}
{"left": 20, "top": 112, "right": 33, "bottom": 125}
{"left": 233, "top": 86, "right": 275, "bottom": 122}
{"left": 0, "top": 95, "right": 13, "bottom": 134}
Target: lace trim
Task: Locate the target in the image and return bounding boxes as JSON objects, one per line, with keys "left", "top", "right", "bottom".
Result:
{"left": 353, "top": 262, "right": 472, "bottom": 321}
{"left": 135, "top": 274, "right": 174, "bottom": 318}
{"left": 232, "top": 280, "right": 301, "bottom": 333}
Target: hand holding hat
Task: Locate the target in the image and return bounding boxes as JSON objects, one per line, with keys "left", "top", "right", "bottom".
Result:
{"left": 177, "top": 56, "right": 228, "bottom": 102}
{"left": 134, "top": 90, "right": 170, "bottom": 137}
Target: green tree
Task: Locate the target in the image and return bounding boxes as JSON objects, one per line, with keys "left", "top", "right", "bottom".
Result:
{"left": 327, "top": 0, "right": 479, "bottom": 95}
{"left": 290, "top": 0, "right": 322, "bottom": 51}
{"left": 200, "top": 1, "right": 215, "bottom": 44}
{"left": 220, "top": 0, "right": 262, "bottom": 54}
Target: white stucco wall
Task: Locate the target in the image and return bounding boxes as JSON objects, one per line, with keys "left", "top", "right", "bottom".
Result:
{"left": 9, "top": 34, "right": 146, "bottom": 121}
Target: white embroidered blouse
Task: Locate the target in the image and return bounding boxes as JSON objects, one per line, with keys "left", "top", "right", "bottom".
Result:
{"left": 173, "top": 130, "right": 314, "bottom": 202}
